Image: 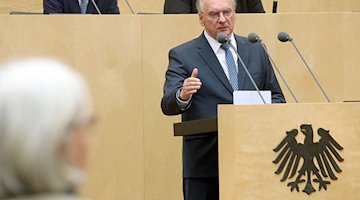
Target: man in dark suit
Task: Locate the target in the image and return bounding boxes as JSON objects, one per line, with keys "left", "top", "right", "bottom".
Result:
{"left": 161, "top": 0, "right": 285, "bottom": 199}
{"left": 164, "top": 0, "right": 265, "bottom": 14}
{"left": 44, "top": 0, "right": 120, "bottom": 14}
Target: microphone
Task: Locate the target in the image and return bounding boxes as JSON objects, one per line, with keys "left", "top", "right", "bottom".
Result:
{"left": 278, "top": 32, "right": 331, "bottom": 102}
{"left": 248, "top": 32, "right": 260, "bottom": 43}
{"left": 91, "top": 0, "right": 102, "bottom": 15}
{"left": 125, "top": 0, "right": 136, "bottom": 14}
{"left": 248, "top": 32, "right": 298, "bottom": 103}
{"left": 216, "top": 32, "right": 267, "bottom": 104}
{"left": 216, "top": 33, "right": 230, "bottom": 44}
{"left": 278, "top": 32, "right": 292, "bottom": 42}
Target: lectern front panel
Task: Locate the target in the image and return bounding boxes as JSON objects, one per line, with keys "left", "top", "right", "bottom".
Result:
{"left": 218, "top": 103, "right": 360, "bottom": 200}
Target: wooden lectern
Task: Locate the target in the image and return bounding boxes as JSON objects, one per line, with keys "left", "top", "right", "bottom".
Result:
{"left": 175, "top": 103, "right": 360, "bottom": 200}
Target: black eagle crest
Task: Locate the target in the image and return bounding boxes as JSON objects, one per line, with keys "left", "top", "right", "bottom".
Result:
{"left": 273, "top": 124, "right": 344, "bottom": 195}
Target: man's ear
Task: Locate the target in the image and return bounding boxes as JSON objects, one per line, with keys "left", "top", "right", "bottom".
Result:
{"left": 57, "top": 132, "right": 72, "bottom": 162}
{"left": 199, "top": 14, "right": 205, "bottom": 26}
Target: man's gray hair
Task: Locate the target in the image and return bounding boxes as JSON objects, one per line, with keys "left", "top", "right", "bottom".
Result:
{"left": 196, "top": 0, "right": 237, "bottom": 13}
{"left": 0, "top": 58, "right": 92, "bottom": 198}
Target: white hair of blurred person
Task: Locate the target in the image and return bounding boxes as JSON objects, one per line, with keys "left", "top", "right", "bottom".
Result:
{"left": 0, "top": 58, "right": 93, "bottom": 198}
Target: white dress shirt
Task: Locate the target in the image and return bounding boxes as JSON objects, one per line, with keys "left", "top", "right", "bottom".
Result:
{"left": 204, "top": 30, "right": 238, "bottom": 80}
{"left": 78, "top": 0, "right": 89, "bottom": 5}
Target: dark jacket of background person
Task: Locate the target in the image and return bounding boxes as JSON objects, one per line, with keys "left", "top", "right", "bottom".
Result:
{"left": 164, "top": 0, "right": 265, "bottom": 14}
{"left": 44, "top": 0, "right": 120, "bottom": 14}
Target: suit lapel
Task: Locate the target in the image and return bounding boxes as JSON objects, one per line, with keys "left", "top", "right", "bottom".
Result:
{"left": 197, "top": 34, "right": 233, "bottom": 93}
{"left": 235, "top": 35, "right": 249, "bottom": 90}
{"left": 72, "top": 0, "right": 82, "bottom": 13}
{"left": 87, "top": 0, "right": 97, "bottom": 13}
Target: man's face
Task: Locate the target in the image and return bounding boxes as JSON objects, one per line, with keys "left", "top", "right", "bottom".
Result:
{"left": 199, "top": 0, "right": 236, "bottom": 39}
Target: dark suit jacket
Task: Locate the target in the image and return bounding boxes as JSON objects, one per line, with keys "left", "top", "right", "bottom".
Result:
{"left": 164, "top": 0, "right": 265, "bottom": 14}
{"left": 161, "top": 33, "right": 285, "bottom": 178}
{"left": 44, "top": 0, "right": 120, "bottom": 14}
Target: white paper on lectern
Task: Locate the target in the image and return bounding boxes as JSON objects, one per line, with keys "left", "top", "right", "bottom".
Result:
{"left": 233, "top": 90, "right": 271, "bottom": 105}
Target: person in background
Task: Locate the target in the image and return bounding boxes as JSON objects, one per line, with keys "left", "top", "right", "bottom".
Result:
{"left": 164, "top": 0, "right": 265, "bottom": 14}
{"left": 44, "top": 0, "right": 120, "bottom": 14}
{"left": 0, "top": 58, "right": 94, "bottom": 200}
{"left": 161, "top": 0, "right": 285, "bottom": 199}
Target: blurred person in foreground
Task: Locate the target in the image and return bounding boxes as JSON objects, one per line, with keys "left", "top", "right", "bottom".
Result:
{"left": 161, "top": 0, "right": 285, "bottom": 199}
{"left": 0, "top": 58, "right": 94, "bottom": 200}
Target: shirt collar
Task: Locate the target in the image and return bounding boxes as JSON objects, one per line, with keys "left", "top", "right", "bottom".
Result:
{"left": 78, "top": 0, "right": 89, "bottom": 5}
{"left": 204, "top": 30, "right": 237, "bottom": 53}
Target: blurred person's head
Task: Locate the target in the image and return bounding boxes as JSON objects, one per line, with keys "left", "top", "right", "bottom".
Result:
{"left": 197, "top": 0, "right": 237, "bottom": 39}
{"left": 0, "top": 58, "right": 93, "bottom": 198}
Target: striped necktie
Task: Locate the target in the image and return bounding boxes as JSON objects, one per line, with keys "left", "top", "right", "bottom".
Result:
{"left": 221, "top": 43, "right": 238, "bottom": 91}
{"left": 80, "top": 0, "right": 88, "bottom": 14}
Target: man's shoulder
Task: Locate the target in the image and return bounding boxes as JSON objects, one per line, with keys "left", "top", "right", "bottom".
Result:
{"left": 43, "top": 0, "right": 65, "bottom": 3}
{"left": 171, "top": 34, "right": 204, "bottom": 52}
{"left": 234, "top": 34, "right": 264, "bottom": 51}
{"left": 104, "top": 0, "right": 119, "bottom": 6}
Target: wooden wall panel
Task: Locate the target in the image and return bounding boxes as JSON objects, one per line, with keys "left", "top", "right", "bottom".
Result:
{"left": 0, "top": 15, "right": 144, "bottom": 200}
{"left": 0, "top": 0, "right": 42, "bottom": 14}
{"left": 262, "top": 0, "right": 360, "bottom": 13}
{"left": 70, "top": 16, "right": 144, "bottom": 200}
{"left": 343, "top": 14, "right": 360, "bottom": 101}
{"left": 232, "top": 13, "right": 346, "bottom": 103}
{"left": 141, "top": 15, "right": 201, "bottom": 200}
{"left": 0, "top": 12, "right": 359, "bottom": 200}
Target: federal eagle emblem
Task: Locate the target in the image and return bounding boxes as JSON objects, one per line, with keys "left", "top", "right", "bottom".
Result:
{"left": 273, "top": 124, "right": 344, "bottom": 195}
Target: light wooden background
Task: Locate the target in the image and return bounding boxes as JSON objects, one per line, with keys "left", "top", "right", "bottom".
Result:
{"left": 0, "top": 9, "right": 359, "bottom": 200}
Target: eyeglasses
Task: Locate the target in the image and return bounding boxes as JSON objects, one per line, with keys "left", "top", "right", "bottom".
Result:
{"left": 204, "top": 9, "right": 234, "bottom": 20}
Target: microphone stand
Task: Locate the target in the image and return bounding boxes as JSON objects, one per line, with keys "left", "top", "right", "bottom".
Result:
{"left": 228, "top": 42, "right": 267, "bottom": 104}
{"left": 91, "top": 0, "right": 102, "bottom": 15}
{"left": 258, "top": 40, "right": 298, "bottom": 103}
{"left": 125, "top": 0, "right": 135, "bottom": 14}
{"left": 288, "top": 40, "right": 331, "bottom": 102}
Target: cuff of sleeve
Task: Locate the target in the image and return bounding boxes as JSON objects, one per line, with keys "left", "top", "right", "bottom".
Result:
{"left": 176, "top": 88, "right": 191, "bottom": 111}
